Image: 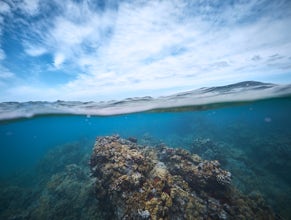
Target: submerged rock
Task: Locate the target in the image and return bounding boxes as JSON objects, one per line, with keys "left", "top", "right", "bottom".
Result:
{"left": 90, "top": 135, "right": 275, "bottom": 220}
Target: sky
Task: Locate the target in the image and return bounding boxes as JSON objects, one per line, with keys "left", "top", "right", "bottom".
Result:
{"left": 0, "top": 0, "right": 291, "bottom": 102}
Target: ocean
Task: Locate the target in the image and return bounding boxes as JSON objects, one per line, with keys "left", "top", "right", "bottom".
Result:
{"left": 0, "top": 81, "right": 291, "bottom": 219}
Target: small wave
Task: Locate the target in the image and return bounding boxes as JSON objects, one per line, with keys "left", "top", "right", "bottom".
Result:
{"left": 1, "top": 81, "right": 291, "bottom": 121}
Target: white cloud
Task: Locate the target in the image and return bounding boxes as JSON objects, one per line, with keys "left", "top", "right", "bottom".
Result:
{"left": 0, "top": 48, "right": 5, "bottom": 60}
{"left": 21, "top": 0, "right": 39, "bottom": 15}
{"left": 0, "top": 1, "right": 11, "bottom": 61}
{"left": 0, "top": 65, "right": 14, "bottom": 79}
{"left": 25, "top": 46, "right": 46, "bottom": 56}
{"left": 58, "top": 0, "right": 291, "bottom": 101}
{"left": 24, "top": 1, "right": 107, "bottom": 69}
{"left": 0, "top": 1, "right": 11, "bottom": 14}
{"left": 53, "top": 53, "right": 65, "bottom": 68}
{"left": 52, "top": 17, "right": 96, "bottom": 46}
{"left": 3, "top": 0, "right": 291, "bottom": 101}
{"left": 0, "top": 71, "right": 14, "bottom": 79}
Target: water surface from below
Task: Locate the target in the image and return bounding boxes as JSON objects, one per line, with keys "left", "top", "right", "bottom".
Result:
{"left": 0, "top": 97, "right": 290, "bottom": 219}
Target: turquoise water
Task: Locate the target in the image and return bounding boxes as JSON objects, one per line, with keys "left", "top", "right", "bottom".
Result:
{"left": 0, "top": 97, "right": 291, "bottom": 219}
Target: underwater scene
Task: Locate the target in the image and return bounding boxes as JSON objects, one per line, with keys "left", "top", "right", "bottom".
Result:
{"left": 0, "top": 82, "right": 291, "bottom": 220}
{"left": 1, "top": 0, "right": 291, "bottom": 219}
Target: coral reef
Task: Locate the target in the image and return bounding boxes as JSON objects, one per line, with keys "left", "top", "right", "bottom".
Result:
{"left": 0, "top": 140, "right": 103, "bottom": 220}
{"left": 29, "top": 163, "right": 102, "bottom": 220}
{"left": 90, "top": 135, "right": 275, "bottom": 220}
{"left": 190, "top": 136, "right": 291, "bottom": 219}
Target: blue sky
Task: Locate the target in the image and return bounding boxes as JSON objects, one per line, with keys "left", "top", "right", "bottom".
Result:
{"left": 0, "top": 0, "right": 291, "bottom": 101}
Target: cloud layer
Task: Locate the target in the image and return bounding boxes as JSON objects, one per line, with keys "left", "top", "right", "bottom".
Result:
{"left": 1, "top": 0, "right": 291, "bottom": 101}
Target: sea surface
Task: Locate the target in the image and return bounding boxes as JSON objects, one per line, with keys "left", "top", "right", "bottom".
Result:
{"left": 0, "top": 81, "right": 291, "bottom": 219}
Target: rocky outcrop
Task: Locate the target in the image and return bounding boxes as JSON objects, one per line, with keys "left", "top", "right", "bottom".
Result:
{"left": 90, "top": 135, "right": 275, "bottom": 220}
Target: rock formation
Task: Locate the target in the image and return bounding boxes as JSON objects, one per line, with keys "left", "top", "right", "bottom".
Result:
{"left": 90, "top": 135, "right": 275, "bottom": 220}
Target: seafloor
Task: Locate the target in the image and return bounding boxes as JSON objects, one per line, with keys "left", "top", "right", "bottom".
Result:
{"left": 0, "top": 133, "right": 289, "bottom": 219}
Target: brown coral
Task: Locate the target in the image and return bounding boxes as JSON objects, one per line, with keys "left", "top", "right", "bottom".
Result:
{"left": 90, "top": 135, "right": 275, "bottom": 220}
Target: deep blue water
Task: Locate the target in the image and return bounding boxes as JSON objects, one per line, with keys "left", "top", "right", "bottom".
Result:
{"left": 0, "top": 97, "right": 291, "bottom": 219}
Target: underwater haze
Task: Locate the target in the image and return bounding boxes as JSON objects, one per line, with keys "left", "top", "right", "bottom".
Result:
{"left": 0, "top": 81, "right": 291, "bottom": 219}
